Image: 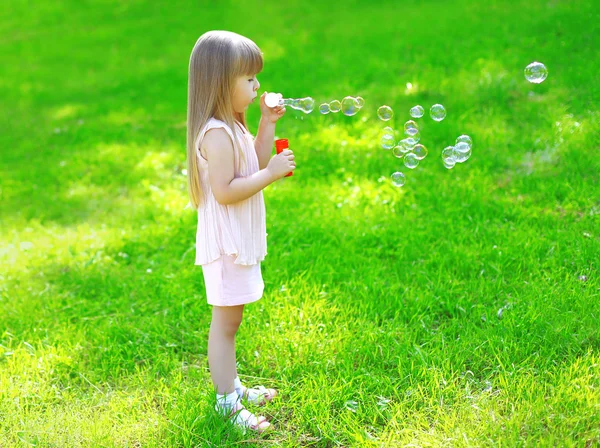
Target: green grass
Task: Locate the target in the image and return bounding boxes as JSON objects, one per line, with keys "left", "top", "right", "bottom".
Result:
{"left": 1, "top": 0, "right": 599, "bottom": 446}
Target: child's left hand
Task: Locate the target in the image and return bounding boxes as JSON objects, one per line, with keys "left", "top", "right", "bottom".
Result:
{"left": 259, "top": 92, "right": 286, "bottom": 124}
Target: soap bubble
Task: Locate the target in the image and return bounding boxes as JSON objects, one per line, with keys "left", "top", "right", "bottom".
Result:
{"left": 413, "top": 144, "right": 428, "bottom": 160}
{"left": 319, "top": 103, "right": 331, "bottom": 114}
{"left": 456, "top": 135, "right": 472, "bottom": 148}
{"left": 381, "top": 134, "right": 395, "bottom": 150}
{"left": 404, "top": 120, "right": 418, "bottom": 132}
{"left": 443, "top": 158, "right": 456, "bottom": 169}
{"left": 329, "top": 100, "right": 342, "bottom": 113}
{"left": 454, "top": 147, "right": 472, "bottom": 163}
{"left": 524, "top": 62, "right": 548, "bottom": 84}
{"left": 298, "top": 97, "right": 315, "bottom": 114}
{"left": 355, "top": 96, "right": 365, "bottom": 108}
{"left": 404, "top": 153, "right": 419, "bottom": 169}
{"left": 391, "top": 171, "right": 406, "bottom": 187}
{"left": 399, "top": 138, "right": 414, "bottom": 153}
{"left": 377, "top": 105, "right": 394, "bottom": 121}
{"left": 454, "top": 142, "right": 470, "bottom": 154}
{"left": 403, "top": 136, "right": 418, "bottom": 147}
{"left": 430, "top": 104, "right": 446, "bottom": 121}
{"left": 341, "top": 96, "right": 360, "bottom": 116}
{"left": 410, "top": 105, "right": 425, "bottom": 118}
{"left": 383, "top": 126, "right": 394, "bottom": 135}
{"left": 392, "top": 146, "right": 404, "bottom": 158}
{"left": 405, "top": 129, "right": 420, "bottom": 142}
{"left": 442, "top": 146, "right": 456, "bottom": 163}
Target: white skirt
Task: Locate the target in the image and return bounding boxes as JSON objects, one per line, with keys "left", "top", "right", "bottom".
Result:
{"left": 201, "top": 254, "right": 264, "bottom": 306}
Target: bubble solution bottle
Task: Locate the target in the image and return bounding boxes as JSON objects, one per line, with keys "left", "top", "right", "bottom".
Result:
{"left": 275, "top": 138, "right": 293, "bottom": 177}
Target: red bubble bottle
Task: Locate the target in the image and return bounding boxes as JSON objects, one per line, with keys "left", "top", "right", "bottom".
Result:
{"left": 275, "top": 138, "right": 293, "bottom": 177}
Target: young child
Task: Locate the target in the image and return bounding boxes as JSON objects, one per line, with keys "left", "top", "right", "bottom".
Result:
{"left": 186, "top": 30, "right": 296, "bottom": 433}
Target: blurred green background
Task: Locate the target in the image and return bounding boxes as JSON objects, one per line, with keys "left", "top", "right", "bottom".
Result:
{"left": 1, "top": 0, "right": 599, "bottom": 446}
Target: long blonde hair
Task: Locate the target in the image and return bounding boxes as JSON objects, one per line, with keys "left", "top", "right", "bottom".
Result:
{"left": 186, "top": 30, "right": 264, "bottom": 209}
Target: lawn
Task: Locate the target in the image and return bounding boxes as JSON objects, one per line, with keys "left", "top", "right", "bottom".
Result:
{"left": 1, "top": 0, "right": 599, "bottom": 446}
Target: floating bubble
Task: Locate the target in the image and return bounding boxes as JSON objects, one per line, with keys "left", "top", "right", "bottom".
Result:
{"left": 383, "top": 126, "right": 394, "bottom": 135}
{"left": 404, "top": 120, "right": 418, "bottom": 130}
{"left": 319, "top": 103, "right": 331, "bottom": 114}
{"left": 399, "top": 139, "right": 414, "bottom": 153}
{"left": 381, "top": 134, "right": 395, "bottom": 150}
{"left": 524, "top": 61, "right": 548, "bottom": 84}
{"left": 430, "top": 104, "right": 446, "bottom": 121}
{"left": 456, "top": 135, "right": 472, "bottom": 148}
{"left": 391, "top": 171, "right": 405, "bottom": 187}
{"left": 443, "top": 158, "right": 456, "bottom": 169}
{"left": 405, "top": 129, "right": 420, "bottom": 142}
{"left": 355, "top": 96, "right": 365, "bottom": 108}
{"left": 329, "top": 100, "right": 342, "bottom": 113}
{"left": 341, "top": 96, "right": 360, "bottom": 116}
{"left": 454, "top": 147, "right": 472, "bottom": 163}
{"left": 409, "top": 105, "right": 425, "bottom": 118}
{"left": 413, "top": 144, "right": 428, "bottom": 160}
{"left": 392, "top": 146, "right": 404, "bottom": 158}
{"left": 454, "top": 141, "right": 470, "bottom": 154}
{"left": 403, "top": 136, "right": 418, "bottom": 147}
{"left": 377, "top": 105, "right": 394, "bottom": 121}
{"left": 404, "top": 153, "right": 419, "bottom": 169}
{"left": 442, "top": 146, "right": 456, "bottom": 163}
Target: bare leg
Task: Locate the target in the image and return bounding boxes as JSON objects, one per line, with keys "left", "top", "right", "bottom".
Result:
{"left": 208, "top": 304, "right": 244, "bottom": 395}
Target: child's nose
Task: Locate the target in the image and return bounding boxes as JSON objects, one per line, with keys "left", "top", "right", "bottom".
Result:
{"left": 255, "top": 81, "right": 260, "bottom": 91}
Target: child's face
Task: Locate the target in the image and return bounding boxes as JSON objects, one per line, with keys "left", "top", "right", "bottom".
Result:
{"left": 232, "top": 74, "right": 260, "bottom": 114}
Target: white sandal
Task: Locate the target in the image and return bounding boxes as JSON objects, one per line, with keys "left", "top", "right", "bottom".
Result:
{"left": 240, "top": 385, "right": 279, "bottom": 406}
{"left": 215, "top": 400, "right": 271, "bottom": 434}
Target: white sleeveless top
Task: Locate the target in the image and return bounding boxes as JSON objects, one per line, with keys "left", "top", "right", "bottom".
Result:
{"left": 194, "top": 118, "right": 267, "bottom": 266}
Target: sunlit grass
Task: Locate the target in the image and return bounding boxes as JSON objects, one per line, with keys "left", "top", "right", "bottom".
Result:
{"left": 1, "top": 0, "right": 599, "bottom": 446}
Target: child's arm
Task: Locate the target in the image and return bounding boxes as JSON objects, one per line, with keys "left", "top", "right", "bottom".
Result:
{"left": 203, "top": 128, "right": 295, "bottom": 206}
{"left": 254, "top": 92, "right": 286, "bottom": 169}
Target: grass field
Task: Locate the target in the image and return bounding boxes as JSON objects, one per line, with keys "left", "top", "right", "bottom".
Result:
{"left": 1, "top": 0, "right": 599, "bottom": 446}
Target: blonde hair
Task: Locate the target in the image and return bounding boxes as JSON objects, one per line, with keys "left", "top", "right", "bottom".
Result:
{"left": 186, "top": 30, "right": 264, "bottom": 209}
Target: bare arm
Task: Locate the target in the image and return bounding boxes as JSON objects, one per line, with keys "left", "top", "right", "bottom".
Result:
{"left": 254, "top": 117, "right": 276, "bottom": 170}
{"left": 202, "top": 128, "right": 295, "bottom": 206}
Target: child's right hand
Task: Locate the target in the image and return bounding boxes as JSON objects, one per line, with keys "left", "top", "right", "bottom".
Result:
{"left": 267, "top": 149, "right": 296, "bottom": 179}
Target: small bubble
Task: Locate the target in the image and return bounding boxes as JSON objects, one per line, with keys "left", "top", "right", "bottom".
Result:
{"left": 413, "top": 144, "right": 428, "bottom": 160}
{"left": 409, "top": 105, "right": 424, "bottom": 118}
{"left": 404, "top": 153, "right": 419, "bottom": 169}
{"left": 329, "top": 100, "right": 342, "bottom": 113}
{"left": 377, "top": 105, "right": 394, "bottom": 121}
{"left": 319, "top": 103, "right": 331, "bottom": 114}
{"left": 380, "top": 134, "right": 395, "bottom": 150}
{"left": 524, "top": 61, "right": 548, "bottom": 84}
{"left": 456, "top": 135, "right": 473, "bottom": 148}
{"left": 430, "top": 104, "right": 446, "bottom": 121}
{"left": 391, "top": 171, "right": 405, "bottom": 187}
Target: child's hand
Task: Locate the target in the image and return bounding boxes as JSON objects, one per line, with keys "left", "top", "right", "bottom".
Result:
{"left": 260, "top": 92, "right": 286, "bottom": 124}
{"left": 267, "top": 149, "right": 296, "bottom": 179}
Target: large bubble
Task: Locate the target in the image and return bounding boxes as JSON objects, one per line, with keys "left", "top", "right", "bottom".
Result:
{"left": 341, "top": 96, "right": 360, "bottom": 116}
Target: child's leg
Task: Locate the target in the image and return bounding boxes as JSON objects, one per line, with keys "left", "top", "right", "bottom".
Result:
{"left": 208, "top": 304, "right": 245, "bottom": 394}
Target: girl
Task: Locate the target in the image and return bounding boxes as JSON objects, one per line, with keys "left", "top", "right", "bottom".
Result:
{"left": 186, "top": 30, "right": 296, "bottom": 434}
